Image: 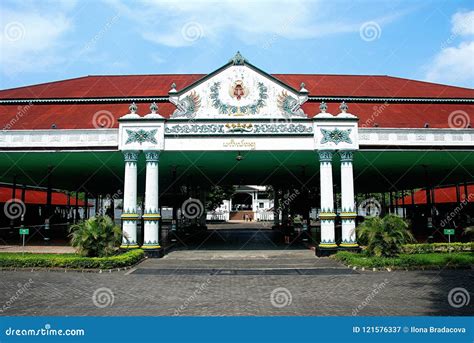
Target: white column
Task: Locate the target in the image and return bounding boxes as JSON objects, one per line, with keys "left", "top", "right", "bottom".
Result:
{"left": 340, "top": 150, "right": 358, "bottom": 247}
{"left": 318, "top": 151, "right": 336, "bottom": 248}
{"left": 120, "top": 150, "right": 139, "bottom": 249}
{"left": 142, "top": 151, "right": 161, "bottom": 249}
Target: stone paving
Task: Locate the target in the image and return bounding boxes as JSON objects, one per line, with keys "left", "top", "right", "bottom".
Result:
{"left": 0, "top": 226, "right": 472, "bottom": 316}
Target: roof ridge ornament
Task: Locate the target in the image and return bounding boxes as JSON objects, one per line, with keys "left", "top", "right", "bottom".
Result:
{"left": 230, "top": 51, "right": 247, "bottom": 65}
{"left": 336, "top": 101, "right": 358, "bottom": 119}
{"left": 150, "top": 102, "right": 158, "bottom": 114}
{"left": 145, "top": 101, "right": 165, "bottom": 119}
{"left": 299, "top": 82, "right": 308, "bottom": 93}
{"left": 319, "top": 101, "right": 328, "bottom": 113}
{"left": 314, "top": 101, "right": 334, "bottom": 118}
{"left": 169, "top": 83, "right": 177, "bottom": 93}
{"left": 129, "top": 102, "right": 138, "bottom": 114}
{"left": 339, "top": 101, "right": 348, "bottom": 113}
{"left": 120, "top": 102, "right": 141, "bottom": 119}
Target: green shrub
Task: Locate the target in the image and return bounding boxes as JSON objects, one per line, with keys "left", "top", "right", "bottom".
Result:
{"left": 357, "top": 214, "right": 414, "bottom": 257}
{"left": 402, "top": 242, "right": 472, "bottom": 254}
{"left": 0, "top": 250, "right": 144, "bottom": 269}
{"left": 334, "top": 251, "right": 474, "bottom": 269}
{"left": 69, "top": 216, "right": 122, "bottom": 257}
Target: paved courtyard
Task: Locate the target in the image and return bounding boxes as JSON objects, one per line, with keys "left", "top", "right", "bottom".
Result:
{"left": 0, "top": 226, "right": 472, "bottom": 316}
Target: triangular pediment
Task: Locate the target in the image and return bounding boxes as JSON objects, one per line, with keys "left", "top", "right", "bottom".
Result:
{"left": 169, "top": 52, "right": 308, "bottom": 120}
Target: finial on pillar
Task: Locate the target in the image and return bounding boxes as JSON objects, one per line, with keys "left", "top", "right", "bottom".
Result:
{"left": 145, "top": 101, "right": 165, "bottom": 119}
{"left": 120, "top": 102, "right": 141, "bottom": 119}
{"left": 150, "top": 102, "right": 158, "bottom": 114}
{"left": 299, "top": 82, "right": 308, "bottom": 93}
{"left": 129, "top": 102, "right": 138, "bottom": 114}
{"left": 319, "top": 101, "right": 328, "bottom": 113}
{"left": 339, "top": 101, "right": 348, "bottom": 113}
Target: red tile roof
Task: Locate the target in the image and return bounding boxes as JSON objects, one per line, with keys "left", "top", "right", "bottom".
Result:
{"left": 1, "top": 74, "right": 473, "bottom": 99}
{"left": 0, "top": 102, "right": 471, "bottom": 130}
{"left": 401, "top": 185, "right": 473, "bottom": 205}
{"left": 0, "top": 187, "right": 89, "bottom": 206}
{"left": 0, "top": 74, "right": 472, "bottom": 130}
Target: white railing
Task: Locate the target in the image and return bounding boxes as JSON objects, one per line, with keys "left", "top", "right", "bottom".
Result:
{"left": 206, "top": 212, "right": 229, "bottom": 221}
{"left": 256, "top": 211, "right": 274, "bottom": 221}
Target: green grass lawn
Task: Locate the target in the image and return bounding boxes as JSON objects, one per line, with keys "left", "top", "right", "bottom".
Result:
{"left": 0, "top": 249, "right": 144, "bottom": 269}
{"left": 334, "top": 251, "right": 474, "bottom": 269}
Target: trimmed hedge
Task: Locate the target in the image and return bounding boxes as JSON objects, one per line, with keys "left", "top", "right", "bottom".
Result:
{"left": 334, "top": 251, "right": 474, "bottom": 269}
{"left": 402, "top": 242, "right": 472, "bottom": 254}
{"left": 0, "top": 249, "right": 145, "bottom": 269}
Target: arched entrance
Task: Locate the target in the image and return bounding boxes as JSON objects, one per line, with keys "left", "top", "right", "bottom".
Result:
{"left": 230, "top": 187, "right": 256, "bottom": 221}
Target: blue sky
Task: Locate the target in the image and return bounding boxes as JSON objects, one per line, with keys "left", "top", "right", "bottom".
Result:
{"left": 0, "top": 0, "right": 473, "bottom": 91}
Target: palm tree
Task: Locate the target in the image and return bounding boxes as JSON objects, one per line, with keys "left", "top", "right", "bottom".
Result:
{"left": 357, "top": 214, "right": 414, "bottom": 257}
{"left": 69, "top": 216, "right": 122, "bottom": 257}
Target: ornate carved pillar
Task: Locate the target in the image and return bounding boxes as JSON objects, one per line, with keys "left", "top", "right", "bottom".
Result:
{"left": 142, "top": 151, "right": 161, "bottom": 250}
{"left": 317, "top": 150, "right": 337, "bottom": 256}
{"left": 120, "top": 150, "right": 140, "bottom": 249}
{"left": 339, "top": 150, "right": 358, "bottom": 249}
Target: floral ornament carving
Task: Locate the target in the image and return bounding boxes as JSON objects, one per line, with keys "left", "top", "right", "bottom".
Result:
{"left": 170, "top": 91, "right": 201, "bottom": 118}
{"left": 253, "top": 124, "right": 312, "bottom": 134}
{"left": 125, "top": 129, "right": 158, "bottom": 144}
{"left": 165, "top": 124, "right": 225, "bottom": 134}
{"left": 210, "top": 81, "right": 268, "bottom": 115}
{"left": 164, "top": 123, "right": 313, "bottom": 135}
{"left": 320, "top": 128, "right": 352, "bottom": 145}
{"left": 277, "top": 91, "right": 306, "bottom": 117}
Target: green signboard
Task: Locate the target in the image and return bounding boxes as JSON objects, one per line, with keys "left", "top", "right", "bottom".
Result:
{"left": 444, "top": 229, "right": 455, "bottom": 235}
{"left": 19, "top": 228, "right": 29, "bottom": 235}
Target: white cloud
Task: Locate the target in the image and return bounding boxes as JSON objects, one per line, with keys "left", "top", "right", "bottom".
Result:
{"left": 0, "top": 6, "right": 73, "bottom": 76}
{"left": 0, "top": 1, "right": 76, "bottom": 77}
{"left": 425, "top": 10, "right": 474, "bottom": 88}
{"left": 104, "top": 0, "right": 406, "bottom": 48}
{"left": 452, "top": 10, "right": 474, "bottom": 35}
{"left": 425, "top": 41, "right": 474, "bottom": 87}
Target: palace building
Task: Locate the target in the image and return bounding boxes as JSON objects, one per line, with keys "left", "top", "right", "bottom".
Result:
{"left": 0, "top": 52, "right": 472, "bottom": 256}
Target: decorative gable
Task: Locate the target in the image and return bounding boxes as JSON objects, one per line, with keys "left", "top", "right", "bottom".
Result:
{"left": 168, "top": 52, "right": 308, "bottom": 120}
